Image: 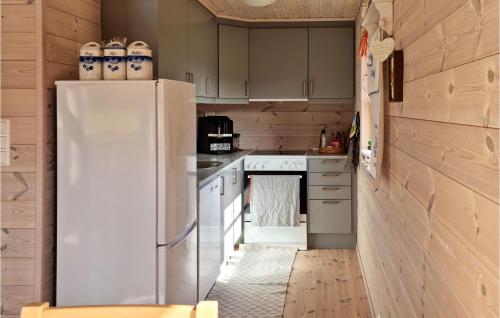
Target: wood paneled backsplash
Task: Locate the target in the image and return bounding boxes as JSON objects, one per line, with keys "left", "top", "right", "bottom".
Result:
{"left": 356, "top": 0, "right": 499, "bottom": 317}
{"left": 198, "top": 102, "right": 355, "bottom": 150}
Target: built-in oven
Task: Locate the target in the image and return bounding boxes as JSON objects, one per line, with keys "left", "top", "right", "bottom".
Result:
{"left": 242, "top": 150, "right": 308, "bottom": 249}
{"left": 242, "top": 151, "right": 308, "bottom": 214}
{"left": 243, "top": 170, "right": 308, "bottom": 214}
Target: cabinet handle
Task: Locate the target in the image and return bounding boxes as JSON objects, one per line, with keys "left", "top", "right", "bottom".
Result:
{"left": 244, "top": 81, "right": 249, "bottom": 97}
{"left": 186, "top": 72, "right": 190, "bottom": 83}
{"left": 322, "top": 173, "right": 341, "bottom": 177}
{"left": 322, "top": 200, "right": 341, "bottom": 204}
{"left": 309, "top": 79, "right": 314, "bottom": 96}
{"left": 191, "top": 73, "right": 194, "bottom": 84}
{"left": 205, "top": 76, "right": 209, "bottom": 95}
{"left": 220, "top": 176, "right": 225, "bottom": 195}
{"left": 322, "top": 159, "right": 342, "bottom": 164}
{"left": 303, "top": 80, "right": 307, "bottom": 97}
{"left": 322, "top": 187, "right": 340, "bottom": 191}
{"left": 232, "top": 168, "right": 237, "bottom": 185}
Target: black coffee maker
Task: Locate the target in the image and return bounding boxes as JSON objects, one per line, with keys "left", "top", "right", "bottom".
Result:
{"left": 198, "top": 116, "right": 234, "bottom": 154}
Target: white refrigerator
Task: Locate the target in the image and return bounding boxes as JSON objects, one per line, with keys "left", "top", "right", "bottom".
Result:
{"left": 56, "top": 80, "right": 198, "bottom": 306}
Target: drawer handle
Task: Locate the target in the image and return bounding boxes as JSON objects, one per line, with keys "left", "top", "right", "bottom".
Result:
{"left": 322, "top": 173, "right": 341, "bottom": 177}
{"left": 322, "top": 187, "right": 340, "bottom": 191}
{"left": 322, "top": 200, "right": 341, "bottom": 204}
{"left": 322, "top": 159, "right": 342, "bottom": 163}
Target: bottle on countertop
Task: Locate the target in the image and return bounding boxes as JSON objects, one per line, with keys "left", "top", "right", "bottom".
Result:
{"left": 320, "top": 126, "right": 327, "bottom": 148}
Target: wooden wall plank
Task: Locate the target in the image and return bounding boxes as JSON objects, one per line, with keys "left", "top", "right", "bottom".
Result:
{"left": 0, "top": 258, "right": 34, "bottom": 285}
{"left": 1, "top": 229, "right": 35, "bottom": 257}
{"left": 46, "top": 0, "right": 101, "bottom": 24}
{"left": 0, "top": 286, "right": 34, "bottom": 316}
{"left": 0, "top": 201, "right": 36, "bottom": 229}
{"left": 0, "top": 173, "right": 36, "bottom": 201}
{"left": 358, "top": 2, "right": 500, "bottom": 314}
{"left": 386, "top": 116, "right": 499, "bottom": 203}
{"left": 2, "top": 117, "right": 36, "bottom": 145}
{"left": 426, "top": 218, "right": 498, "bottom": 317}
{"left": 45, "top": 6, "right": 100, "bottom": 43}
{"left": 45, "top": 62, "right": 78, "bottom": 88}
{"left": 240, "top": 135, "right": 328, "bottom": 151}
{"left": 45, "top": 34, "right": 80, "bottom": 66}
{"left": 200, "top": 104, "right": 355, "bottom": 150}
{"left": 1, "top": 145, "right": 36, "bottom": 173}
{"left": 1, "top": 32, "right": 36, "bottom": 60}
{"left": 0, "top": 89, "right": 36, "bottom": 117}
{"left": 402, "top": 54, "right": 499, "bottom": 128}
{"left": 0, "top": 4, "right": 35, "bottom": 33}
{"left": 198, "top": 102, "right": 355, "bottom": 113}
{"left": 1, "top": 61, "right": 36, "bottom": 89}
{"left": 404, "top": 0, "right": 499, "bottom": 82}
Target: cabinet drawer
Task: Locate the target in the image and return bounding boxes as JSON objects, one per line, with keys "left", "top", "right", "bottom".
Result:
{"left": 308, "top": 172, "right": 351, "bottom": 186}
{"left": 309, "top": 200, "right": 351, "bottom": 234}
{"left": 309, "top": 185, "right": 351, "bottom": 200}
{"left": 308, "top": 158, "right": 349, "bottom": 172}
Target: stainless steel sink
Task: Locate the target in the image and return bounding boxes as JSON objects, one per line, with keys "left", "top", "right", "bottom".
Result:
{"left": 197, "top": 160, "right": 223, "bottom": 169}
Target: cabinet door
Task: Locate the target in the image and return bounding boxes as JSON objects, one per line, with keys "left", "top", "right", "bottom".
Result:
{"left": 249, "top": 28, "right": 308, "bottom": 99}
{"left": 187, "top": 0, "right": 217, "bottom": 98}
{"left": 309, "top": 200, "right": 352, "bottom": 234}
{"left": 187, "top": 0, "right": 208, "bottom": 97}
{"left": 199, "top": 178, "right": 222, "bottom": 300}
{"left": 219, "top": 25, "right": 249, "bottom": 99}
{"left": 309, "top": 28, "right": 354, "bottom": 99}
{"left": 205, "top": 17, "right": 218, "bottom": 98}
{"left": 158, "top": 0, "right": 188, "bottom": 81}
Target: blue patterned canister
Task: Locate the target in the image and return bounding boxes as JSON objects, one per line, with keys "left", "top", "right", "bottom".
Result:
{"left": 103, "top": 41, "right": 127, "bottom": 80}
{"left": 127, "top": 41, "right": 153, "bottom": 80}
{"left": 79, "top": 42, "right": 102, "bottom": 80}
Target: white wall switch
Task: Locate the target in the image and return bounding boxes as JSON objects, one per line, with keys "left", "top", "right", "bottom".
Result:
{"left": 0, "top": 119, "right": 11, "bottom": 166}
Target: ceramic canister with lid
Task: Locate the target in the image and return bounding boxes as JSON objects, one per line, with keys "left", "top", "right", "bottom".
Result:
{"left": 127, "top": 41, "right": 153, "bottom": 80}
{"left": 103, "top": 40, "right": 127, "bottom": 80}
{"left": 79, "top": 42, "right": 103, "bottom": 80}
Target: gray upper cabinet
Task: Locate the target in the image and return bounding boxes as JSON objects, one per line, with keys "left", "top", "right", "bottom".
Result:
{"left": 187, "top": 0, "right": 217, "bottom": 98}
{"left": 309, "top": 27, "right": 354, "bottom": 99}
{"left": 218, "top": 25, "right": 249, "bottom": 100}
{"left": 158, "top": 0, "right": 188, "bottom": 81}
{"left": 249, "top": 28, "right": 308, "bottom": 100}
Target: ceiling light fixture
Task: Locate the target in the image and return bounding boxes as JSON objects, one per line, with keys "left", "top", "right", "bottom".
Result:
{"left": 242, "top": 0, "right": 277, "bottom": 7}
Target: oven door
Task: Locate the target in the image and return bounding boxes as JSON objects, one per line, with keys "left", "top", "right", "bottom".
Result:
{"left": 243, "top": 171, "right": 308, "bottom": 215}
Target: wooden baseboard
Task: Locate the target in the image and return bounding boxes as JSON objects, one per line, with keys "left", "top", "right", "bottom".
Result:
{"left": 356, "top": 245, "right": 376, "bottom": 318}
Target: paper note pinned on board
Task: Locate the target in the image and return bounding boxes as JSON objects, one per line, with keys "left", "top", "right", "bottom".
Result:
{"left": 371, "top": 37, "right": 395, "bottom": 62}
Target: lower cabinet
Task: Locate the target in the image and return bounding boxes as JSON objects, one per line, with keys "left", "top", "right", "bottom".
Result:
{"left": 198, "top": 177, "right": 222, "bottom": 301}
{"left": 308, "top": 159, "right": 352, "bottom": 234}
{"left": 309, "top": 200, "right": 351, "bottom": 233}
{"left": 219, "top": 160, "right": 244, "bottom": 266}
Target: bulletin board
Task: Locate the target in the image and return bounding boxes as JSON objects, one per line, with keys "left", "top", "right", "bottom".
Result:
{"left": 359, "top": 0, "right": 394, "bottom": 191}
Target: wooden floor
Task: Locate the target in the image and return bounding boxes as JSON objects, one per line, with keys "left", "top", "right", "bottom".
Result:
{"left": 283, "top": 249, "right": 372, "bottom": 318}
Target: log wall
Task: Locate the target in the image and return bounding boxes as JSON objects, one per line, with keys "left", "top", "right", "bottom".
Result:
{"left": 356, "top": 0, "right": 499, "bottom": 317}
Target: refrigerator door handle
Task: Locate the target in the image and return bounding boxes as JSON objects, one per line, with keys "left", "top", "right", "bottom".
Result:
{"left": 158, "top": 219, "right": 197, "bottom": 250}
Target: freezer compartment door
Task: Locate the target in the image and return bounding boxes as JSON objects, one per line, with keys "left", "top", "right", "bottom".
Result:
{"left": 157, "top": 79, "right": 197, "bottom": 245}
{"left": 56, "top": 81, "right": 157, "bottom": 306}
{"left": 158, "top": 220, "right": 198, "bottom": 305}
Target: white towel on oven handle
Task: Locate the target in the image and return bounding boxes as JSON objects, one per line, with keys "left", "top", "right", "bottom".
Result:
{"left": 250, "top": 175, "right": 300, "bottom": 227}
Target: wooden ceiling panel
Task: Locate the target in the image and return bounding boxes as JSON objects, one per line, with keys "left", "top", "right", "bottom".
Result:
{"left": 198, "top": 0, "right": 362, "bottom": 22}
